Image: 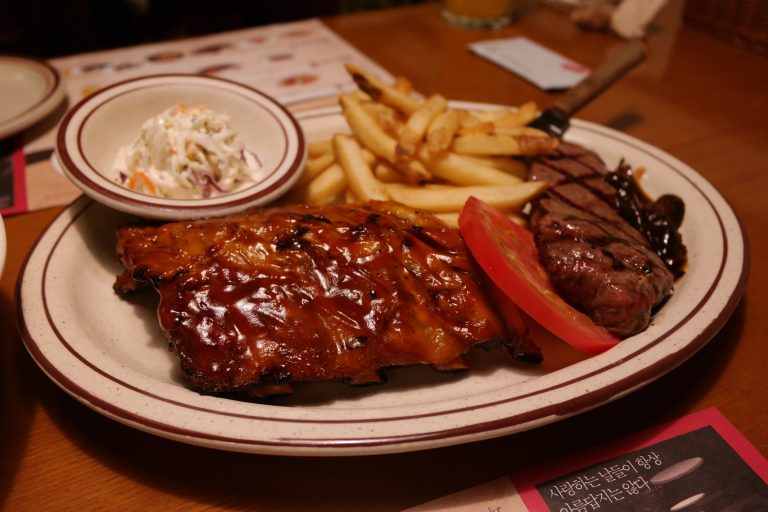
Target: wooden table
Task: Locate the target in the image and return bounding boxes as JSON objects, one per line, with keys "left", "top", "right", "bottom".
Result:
{"left": 1, "top": 3, "right": 765, "bottom": 510}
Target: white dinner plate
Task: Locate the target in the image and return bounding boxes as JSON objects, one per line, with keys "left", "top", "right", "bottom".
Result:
{"left": 17, "top": 104, "right": 749, "bottom": 456}
{"left": 0, "top": 55, "right": 65, "bottom": 139}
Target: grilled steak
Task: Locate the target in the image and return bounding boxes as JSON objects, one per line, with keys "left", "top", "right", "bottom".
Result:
{"left": 529, "top": 143, "right": 680, "bottom": 338}
{"left": 114, "top": 201, "right": 537, "bottom": 396}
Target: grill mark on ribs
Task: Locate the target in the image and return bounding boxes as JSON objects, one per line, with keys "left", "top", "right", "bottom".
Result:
{"left": 114, "top": 201, "right": 537, "bottom": 396}
{"left": 529, "top": 143, "right": 676, "bottom": 338}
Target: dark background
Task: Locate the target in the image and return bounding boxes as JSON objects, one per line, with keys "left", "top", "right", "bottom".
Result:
{"left": 0, "top": 0, "right": 431, "bottom": 58}
{"left": 3, "top": 1, "right": 765, "bottom": 59}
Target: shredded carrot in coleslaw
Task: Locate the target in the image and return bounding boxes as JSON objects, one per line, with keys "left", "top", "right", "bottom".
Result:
{"left": 127, "top": 171, "right": 158, "bottom": 196}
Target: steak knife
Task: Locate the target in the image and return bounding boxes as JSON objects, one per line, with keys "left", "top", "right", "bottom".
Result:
{"left": 529, "top": 39, "right": 647, "bottom": 138}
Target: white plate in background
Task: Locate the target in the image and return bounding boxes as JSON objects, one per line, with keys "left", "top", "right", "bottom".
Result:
{"left": 0, "top": 55, "right": 65, "bottom": 139}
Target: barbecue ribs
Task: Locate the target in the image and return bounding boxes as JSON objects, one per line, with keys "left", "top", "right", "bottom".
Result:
{"left": 115, "top": 201, "right": 537, "bottom": 396}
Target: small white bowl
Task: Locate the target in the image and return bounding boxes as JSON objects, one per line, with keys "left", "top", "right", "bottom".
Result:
{"left": 55, "top": 74, "right": 306, "bottom": 220}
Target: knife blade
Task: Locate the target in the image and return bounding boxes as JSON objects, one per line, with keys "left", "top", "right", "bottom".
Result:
{"left": 529, "top": 39, "right": 647, "bottom": 138}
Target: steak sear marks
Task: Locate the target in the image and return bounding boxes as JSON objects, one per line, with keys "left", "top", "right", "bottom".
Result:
{"left": 529, "top": 143, "right": 683, "bottom": 338}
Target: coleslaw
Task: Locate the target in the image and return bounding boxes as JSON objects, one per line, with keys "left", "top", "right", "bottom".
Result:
{"left": 114, "top": 104, "right": 264, "bottom": 199}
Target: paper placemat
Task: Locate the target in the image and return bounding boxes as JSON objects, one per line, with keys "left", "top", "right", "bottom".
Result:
{"left": 1, "top": 18, "right": 390, "bottom": 216}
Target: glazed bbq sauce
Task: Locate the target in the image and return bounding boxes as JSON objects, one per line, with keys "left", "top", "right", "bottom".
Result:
{"left": 531, "top": 152, "right": 687, "bottom": 278}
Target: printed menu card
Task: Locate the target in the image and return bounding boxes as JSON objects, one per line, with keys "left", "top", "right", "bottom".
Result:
{"left": 406, "top": 408, "right": 768, "bottom": 511}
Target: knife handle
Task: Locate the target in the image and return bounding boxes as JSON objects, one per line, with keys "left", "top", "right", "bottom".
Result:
{"left": 553, "top": 39, "right": 646, "bottom": 116}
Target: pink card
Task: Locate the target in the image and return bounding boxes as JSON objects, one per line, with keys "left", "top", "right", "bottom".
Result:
{"left": 406, "top": 408, "right": 768, "bottom": 511}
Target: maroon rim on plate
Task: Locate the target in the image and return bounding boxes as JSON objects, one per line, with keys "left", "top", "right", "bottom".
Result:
{"left": 17, "top": 114, "right": 750, "bottom": 454}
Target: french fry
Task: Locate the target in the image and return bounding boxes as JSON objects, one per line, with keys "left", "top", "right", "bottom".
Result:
{"left": 370, "top": 157, "right": 429, "bottom": 184}
{"left": 308, "top": 139, "right": 333, "bottom": 158}
{"left": 492, "top": 101, "right": 538, "bottom": 129}
{"left": 344, "top": 188, "right": 358, "bottom": 203}
{"left": 472, "top": 109, "right": 513, "bottom": 122}
{"left": 361, "top": 101, "right": 404, "bottom": 138}
{"left": 471, "top": 102, "right": 537, "bottom": 125}
{"left": 321, "top": 65, "right": 559, "bottom": 216}
{"left": 384, "top": 181, "right": 548, "bottom": 213}
{"left": 417, "top": 146, "right": 523, "bottom": 186}
{"left": 349, "top": 89, "right": 371, "bottom": 102}
{"left": 459, "top": 111, "right": 488, "bottom": 130}
{"left": 458, "top": 155, "right": 528, "bottom": 180}
{"left": 339, "top": 93, "right": 432, "bottom": 187}
{"left": 373, "top": 161, "right": 403, "bottom": 183}
{"left": 452, "top": 133, "right": 558, "bottom": 156}
{"left": 396, "top": 94, "right": 447, "bottom": 158}
{"left": 360, "top": 147, "right": 377, "bottom": 166}
{"left": 302, "top": 163, "right": 347, "bottom": 205}
{"left": 458, "top": 121, "right": 495, "bottom": 135}
{"left": 339, "top": 93, "right": 398, "bottom": 162}
{"left": 296, "top": 151, "right": 335, "bottom": 187}
{"left": 400, "top": 159, "right": 433, "bottom": 183}
{"left": 426, "top": 110, "right": 461, "bottom": 153}
{"left": 333, "top": 133, "right": 389, "bottom": 201}
{"left": 345, "top": 63, "right": 421, "bottom": 115}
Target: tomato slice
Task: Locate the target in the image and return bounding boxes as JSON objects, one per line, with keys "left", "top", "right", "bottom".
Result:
{"left": 459, "top": 196, "right": 619, "bottom": 354}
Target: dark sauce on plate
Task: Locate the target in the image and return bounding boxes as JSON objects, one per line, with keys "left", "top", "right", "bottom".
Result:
{"left": 605, "top": 163, "right": 687, "bottom": 278}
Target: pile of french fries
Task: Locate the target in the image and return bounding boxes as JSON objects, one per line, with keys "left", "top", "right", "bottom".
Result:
{"left": 286, "top": 64, "right": 558, "bottom": 226}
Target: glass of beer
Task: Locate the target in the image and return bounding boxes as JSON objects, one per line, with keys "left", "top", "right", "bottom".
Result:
{"left": 442, "top": 0, "right": 516, "bottom": 29}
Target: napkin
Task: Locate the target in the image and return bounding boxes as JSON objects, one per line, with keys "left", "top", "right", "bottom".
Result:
{"left": 468, "top": 37, "right": 590, "bottom": 90}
